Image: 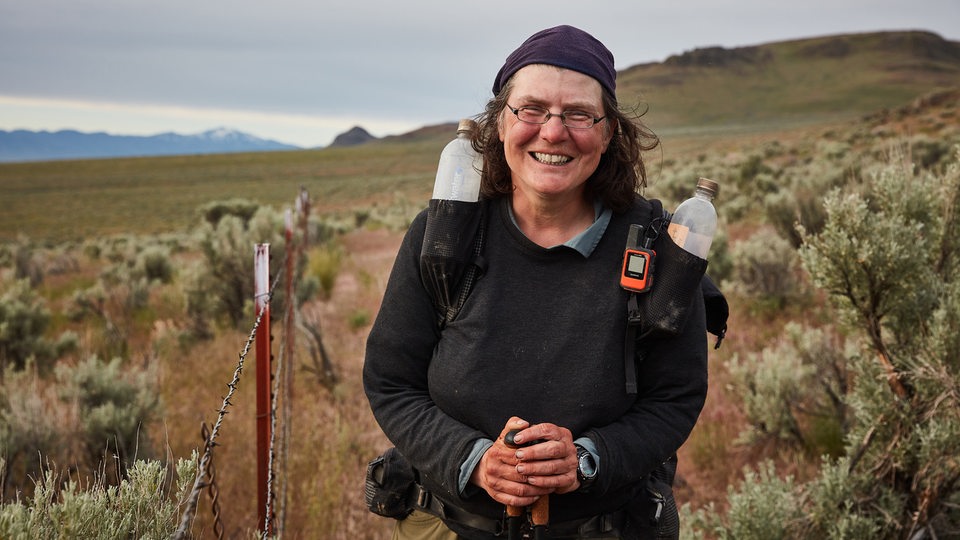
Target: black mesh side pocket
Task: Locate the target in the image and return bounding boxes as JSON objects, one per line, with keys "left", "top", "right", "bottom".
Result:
{"left": 630, "top": 232, "right": 708, "bottom": 339}
{"left": 420, "top": 199, "right": 483, "bottom": 325}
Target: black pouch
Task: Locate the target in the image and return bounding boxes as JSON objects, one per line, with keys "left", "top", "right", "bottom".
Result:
{"left": 629, "top": 230, "right": 708, "bottom": 340}
{"left": 364, "top": 447, "right": 416, "bottom": 519}
{"left": 621, "top": 457, "right": 680, "bottom": 540}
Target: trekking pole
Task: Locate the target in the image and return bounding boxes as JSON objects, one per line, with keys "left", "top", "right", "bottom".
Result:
{"left": 506, "top": 501, "right": 524, "bottom": 540}
{"left": 530, "top": 495, "right": 549, "bottom": 540}
{"left": 504, "top": 430, "right": 549, "bottom": 539}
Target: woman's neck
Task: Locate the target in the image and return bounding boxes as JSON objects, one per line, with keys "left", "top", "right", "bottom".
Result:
{"left": 511, "top": 191, "right": 595, "bottom": 248}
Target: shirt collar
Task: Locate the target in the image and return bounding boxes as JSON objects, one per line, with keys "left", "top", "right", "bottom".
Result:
{"left": 566, "top": 200, "right": 612, "bottom": 257}
{"left": 507, "top": 199, "right": 612, "bottom": 257}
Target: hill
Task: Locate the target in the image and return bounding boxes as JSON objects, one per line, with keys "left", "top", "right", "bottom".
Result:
{"left": 328, "top": 126, "right": 377, "bottom": 147}
{"left": 0, "top": 127, "right": 300, "bottom": 163}
{"left": 616, "top": 30, "right": 960, "bottom": 134}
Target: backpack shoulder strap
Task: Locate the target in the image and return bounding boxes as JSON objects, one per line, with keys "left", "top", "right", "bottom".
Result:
{"left": 623, "top": 198, "right": 663, "bottom": 394}
{"left": 701, "top": 274, "right": 728, "bottom": 349}
{"left": 447, "top": 201, "right": 488, "bottom": 326}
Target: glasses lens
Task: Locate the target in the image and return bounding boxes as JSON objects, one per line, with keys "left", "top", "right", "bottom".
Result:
{"left": 563, "top": 112, "right": 595, "bottom": 129}
{"left": 517, "top": 107, "right": 547, "bottom": 124}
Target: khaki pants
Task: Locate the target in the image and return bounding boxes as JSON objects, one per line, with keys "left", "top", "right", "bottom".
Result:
{"left": 393, "top": 510, "right": 459, "bottom": 540}
{"left": 393, "top": 509, "right": 626, "bottom": 539}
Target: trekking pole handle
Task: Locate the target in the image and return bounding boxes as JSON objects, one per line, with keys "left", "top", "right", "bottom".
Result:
{"left": 503, "top": 429, "right": 527, "bottom": 520}
{"left": 503, "top": 430, "right": 550, "bottom": 534}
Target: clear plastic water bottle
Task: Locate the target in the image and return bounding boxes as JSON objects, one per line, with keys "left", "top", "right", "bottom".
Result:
{"left": 667, "top": 177, "right": 719, "bottom": 259}
{"left": 432, "top": 119, "right": 482, "bottom": 202}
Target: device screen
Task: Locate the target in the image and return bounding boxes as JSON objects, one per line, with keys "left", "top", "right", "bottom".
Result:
{"left": 621, "top": 248, "right": 653, "bottom": 293}
{"left": 626, "top": 252, "right": 648, "bottom": 278}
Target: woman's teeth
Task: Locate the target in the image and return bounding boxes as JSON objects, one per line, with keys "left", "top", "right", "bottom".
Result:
{"left": 532, "top": 152, "right": 572, "bottom": 165}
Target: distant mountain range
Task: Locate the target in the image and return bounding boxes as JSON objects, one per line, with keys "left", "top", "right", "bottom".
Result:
{"left": 0, "top": 127, "right": 300, "bottom": 163}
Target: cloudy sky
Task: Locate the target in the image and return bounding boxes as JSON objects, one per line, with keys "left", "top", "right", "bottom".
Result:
{"left": 2, "top": 0, "right": 958, "bottom": 148}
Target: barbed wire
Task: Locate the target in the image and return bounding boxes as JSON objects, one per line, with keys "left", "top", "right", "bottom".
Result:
{"left": 173, "top": 270, "right": 283, "bottom": 540}
{"left": 265, "top": 293, "right": 298, "bottom": 537}
{"left": 276, "top": 306, "right": 297, "bottom": 538}
{"left": 264, "top": 310, "right": 287, "bottom": 535}
{"left": 199, "top": 422, "right": 225, "bottom": 539}
{"left": 266, "top": 209, "right": 302, "bottom": 538}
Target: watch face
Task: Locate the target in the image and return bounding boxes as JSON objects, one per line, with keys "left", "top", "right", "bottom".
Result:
{"left": 578, "top": 451, "right": 597, "bottom": 479}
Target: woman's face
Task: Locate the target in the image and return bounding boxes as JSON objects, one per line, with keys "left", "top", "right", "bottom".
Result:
{"left": 499, "top": 64, "right": 612, "bottom": 203}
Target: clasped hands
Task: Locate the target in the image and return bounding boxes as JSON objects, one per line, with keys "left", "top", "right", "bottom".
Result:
{"left": 470, "top": 416, "right": 580, "bottom": 507}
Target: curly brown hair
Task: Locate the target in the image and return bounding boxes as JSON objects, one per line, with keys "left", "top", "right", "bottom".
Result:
{"left": 471, "top": 75, "right": 659, "bottom": 213}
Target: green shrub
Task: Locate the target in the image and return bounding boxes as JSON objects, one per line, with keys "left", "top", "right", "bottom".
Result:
{"left": 764, "top": 188, "right": 828, "bottom": 248}
{"left": 0, "top": 365, "right": 70, "bottom": 501}
{"left": 727, "top": 347, "right": 812, "bottom": 447}
{"left": 197, "top": 198, "right": 260, "bottom": 227}
{"left": 136, "top": 246, "right": 174, "bottom": 284}
{"left": 348, "top": 309, "right": 370, "bottom": 330}
{"left": 184, "top": 213, "right": 262, "bottom": 329}
{"left": 704, "top": 229, "right": 732, "bottom": 285}
{"left": 56, "top": 356, "right": 159, "bottom": 475}
{"left": 184, "top": 201, "right": 323, "bottom": 334}
{"left": 798, "top": 456, "right": 895, "bottom": 538}
{"left": 0, "top": 456, "right": 196, "bottom": 539}
{"left": 727, "top": 228, "right": 802, "bottom": 308}
{"left": 0, "top": 280, "right": 59, "bottom": 373}
{"left": 727, "top": 322, "right": 852, "bottom": 453}
{"left": 70, "top": 265, "right": 151, "bottom": 359}
{"left": 307, "top": 244, "right": 343, "bottom": 299}
{"left": 688, "top": 461, "right": 803, "bottom": 540}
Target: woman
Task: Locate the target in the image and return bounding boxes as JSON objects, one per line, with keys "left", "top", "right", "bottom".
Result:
{"left": 364, "top": 25, "right": 708, "bottom": 539}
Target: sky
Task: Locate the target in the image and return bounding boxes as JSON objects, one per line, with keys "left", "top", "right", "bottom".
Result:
{"left": 1, "top": 1, "right": 958, "bottom": 148}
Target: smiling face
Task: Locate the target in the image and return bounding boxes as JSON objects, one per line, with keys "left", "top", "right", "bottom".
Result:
{"left": 499, "top": 64, "right": 613, "bottom": 207}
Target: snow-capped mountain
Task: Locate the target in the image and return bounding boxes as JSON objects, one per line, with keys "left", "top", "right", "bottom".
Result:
{"left": 0, "top": 127, "right": 301, "bottom": 162}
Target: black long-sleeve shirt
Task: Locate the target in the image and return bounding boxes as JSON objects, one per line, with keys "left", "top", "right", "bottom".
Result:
{"left": 363, "top": 196, "right": 708, "bottom": 530}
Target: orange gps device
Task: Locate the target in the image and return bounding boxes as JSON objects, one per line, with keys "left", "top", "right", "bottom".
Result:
{"left": 621, "top": 247, "right": 654, "bottom": 293}
{"left": 620, "top": 223, "right": 655, "bottom": 293}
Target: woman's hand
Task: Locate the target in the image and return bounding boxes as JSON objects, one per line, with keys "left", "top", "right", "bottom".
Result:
{"left": 470, "top": 417, "right": 580, "bottom": 507}
{"left": 508, "top": 419, "right": 580, "bottom": 495}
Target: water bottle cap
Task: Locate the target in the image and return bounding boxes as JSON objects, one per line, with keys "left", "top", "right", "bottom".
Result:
{"left": 457, "top": 119, "right": 477, "bottom": 135}
{"left": 697, "top": 177, "right": 719, "bottom": 197}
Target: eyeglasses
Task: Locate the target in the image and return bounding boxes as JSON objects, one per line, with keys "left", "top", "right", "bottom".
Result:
{"left": 506, "top": 104, "right": 606, "bottom": 130}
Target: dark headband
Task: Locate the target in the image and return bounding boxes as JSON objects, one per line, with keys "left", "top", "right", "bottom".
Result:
{"left": 493, "top": 25, "right": 616, "bottom": 99}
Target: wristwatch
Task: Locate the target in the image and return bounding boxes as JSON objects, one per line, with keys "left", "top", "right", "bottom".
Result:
{"left": 575, "top": 444, "right": 597, "bottom": 490}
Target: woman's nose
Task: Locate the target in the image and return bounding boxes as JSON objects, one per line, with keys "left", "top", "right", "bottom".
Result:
{"left": 539, "top": 114, "right": 569, "bottom": 141}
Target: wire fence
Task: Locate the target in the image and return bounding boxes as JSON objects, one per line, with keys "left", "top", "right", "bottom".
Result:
{"left": 174, "top": 189, "right": 312, "bottom": 540}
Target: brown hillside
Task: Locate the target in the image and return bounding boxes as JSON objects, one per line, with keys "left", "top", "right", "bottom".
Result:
{"left": 616, "top": 30, "right": 960, "bottom": 132}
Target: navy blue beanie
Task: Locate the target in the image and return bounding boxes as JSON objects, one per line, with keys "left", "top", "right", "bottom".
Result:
{"left": 493, "top": 25, "right": 616, "bottom": 99}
